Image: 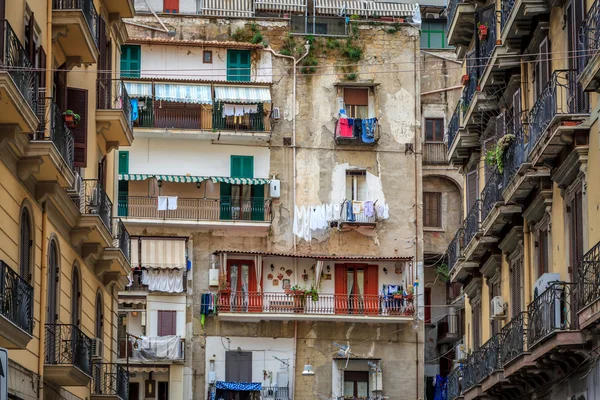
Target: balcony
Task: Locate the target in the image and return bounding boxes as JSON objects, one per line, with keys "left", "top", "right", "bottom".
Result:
{"left": 528, "top": 70, "right": 589, "bottom": 165}
{"left": 477, "top": 334, "right": 503, "bottom": 393}
{"left": 577, "top": 241, "right": 600, "bottom": 329}
{"left": 339, "top": 200, "right": 377, "bottom": 229}
{"left": 500, "top": 0, "right": 550, "bottom": 52}
{"left": 437, "top": 314, "right": 460, "bottom": 344}
{"left": 25, "top": 103, "right": 75, "bottom": 188}
{"left": 216, "top": 292, "right": 415, "bottom": 323}
{"left": 103, "top": 0, "right": 134, "bottom": 18}
{"left": 423, "top": 142, "right": 447, "bottom": 164}
{"left": 126, "top": 336, "right": 185, "bottom": 363}
{"left": 0, "top": 20, "right": 39, "bottom": 134}
{"left": 447, "top": 367, "right": 462, "bottom": 400}
{"left": 480, "top": 171, "right": 521, "bottom": 236}
{"left": 52, "top": 0, "right": 99, "bottom": 65}
{"left": 447, "top": 102, "right": 477, "bottom": 164}
{"left": 92, "top": 363, "right": 129, "bottom": 400}
{"left": 96, "top": 80, "right": 134, "bottom": 150}
{"left": 461, "top": 351, "right": 483, "bottom": 393}
{"left": 527, "top": 282, "right": 584, "bottom": 360}
{"left": 580, "top": 0, "right": 600, "bottom": 92}
{"left": 446, "top": 0, "right": 476, "bottom": 48}
{"left": 261, "top": 386, "right": 290, "bottom": 400}
{"left": 0, "top": 261, "right": 34, "bottom": 349}
{"left": 334, "top": 118, "right": 380, "bottom": 145}
{"left": 499, "top": 312, "right": 533, "bottom": 376}
{"left": 44, "top": 324, "right": 92, "bottom": 386}
{"left": 96, "top": 219, "right": 131, "bottom": 287}
{"left": 447, "top": 229, "right": 464, "bottom": 279}
{"left": 72, "top": 179, "right": 114, "bottom": 251}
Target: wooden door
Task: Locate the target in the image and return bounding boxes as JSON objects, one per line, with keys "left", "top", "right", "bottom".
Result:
{"left": 157, "top": 310, "right": 176, "bottom": 336}
{"left": 226, "top": 351, "right": 252, "bottom": 382}
{"left": 424, "top": 288, "right": 431, "bottom": 323}
{"left": 129, "top": 383, "right": 140, "bottom": 400}
{"left": 365, "top": 264, "right": 379, "bottom": 315}
{"left": 334, "top": 264, "right": 348, "bottom": 314}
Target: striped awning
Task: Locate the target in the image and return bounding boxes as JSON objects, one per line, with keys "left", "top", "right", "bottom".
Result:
{"left": 119, "top": 174, "right": 269, "bottom": 185}
{"left": 371, "top": 2, "right": 417, "bottom": 17}
{"left": 214, "top": 86, "right": 272, "bottom": 103}
{"left": 155, "top": 84, "right": 212, "bottom": 104}
{"left": 124, "top": 82, "right": 153, "bottom": 98}
{"left": 255, "top": 0, "right": 306, "bottom": 12}
{"left": 201, "top": 0, "right": 253, "bottom": 16}
{"left": 315, "top": 0, "right": 416, "bottom": 17}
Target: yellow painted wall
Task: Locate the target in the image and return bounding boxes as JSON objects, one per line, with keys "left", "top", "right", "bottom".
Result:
{"left": 464, "top": 295, "right": 472, "bottom": 351}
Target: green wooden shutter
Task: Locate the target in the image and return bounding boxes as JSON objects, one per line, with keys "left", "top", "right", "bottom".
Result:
{"left": 227, "top": 50, "right": 251, "bottom": 82}
{"left": 230, "top": 156, "right": 254, "bottom": 178}
{"left": 117, "top": 151, "right": 129, "bottom": 216}
{"left": 121, "top": 45, "right": 141, "bottom": 78}
{"left": 231, "top": 156, "right": 243, "bottom": 178}
{"left": 251, "top": 185, "right": 264, "bottom": 221}
{"left": 118, "top": 151, "right": 129, "bottom": 174}
{"left": 220, "top": 183, "right": 232, "bottom": 220}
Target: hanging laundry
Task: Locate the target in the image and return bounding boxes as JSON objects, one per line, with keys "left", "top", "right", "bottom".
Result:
{"left": 364, "top": 201, "right": 374, "bottom": 217}
{"left": 158, "top": 196, "right": 168, "bottom": 211}
{"left": 222, "top": 104, "right": 235, "bottom": 117}
{"left": 352, "top": 201, "right": 363, "bottom": 214}
{"left": 302, "top": 206, "right": 311, "bottom": 242}
{"left": 353, "top": 118, "right": 363, "bottom": 138}
{"left": 244, "top": 104, "right": 258, "bottom": 114}
{"left": 333, "top": 202, "right": 342, "bottom": 219}
{"left": 293, "top": 205, "right": 301, "bottom": 237}
{"left": 317, "top": 204, "right": 327, "bottom": 230}
{"left": 130, "top": 98, "right": 139, "bottom": 121}
{"left": 234, "top": 105, "right": 245, "bottom": 117}
{"left": 361, "top": 118, "right": 377, "bottom": 144}
{"left": 167, "top": 196, "right": 178, "bottom": 210}
{"left": 338, "top": 118, "right": 354, "bottom": 138}
{"left": 346, "top": 200, "right": 354, "bottom": 221}
{"left": 325, "top": 203, "right": 334, "bottom": 222}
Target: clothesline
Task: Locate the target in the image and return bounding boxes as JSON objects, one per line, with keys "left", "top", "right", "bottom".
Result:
{"left": 158, "top": 196, "right": 178, "bottom": 211}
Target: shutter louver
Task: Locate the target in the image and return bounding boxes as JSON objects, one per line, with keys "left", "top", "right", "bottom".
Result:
{"left": 467, "top": 171, "right": 477, "bottom": 211}
{"left": 19, "top": 209, "right": 31, "bottom": 282}
{"left": 158, "top": 310, "right": 176, "bottom": 336}
{"left": 68, "top": 88, "right": 88, "bottom": 168}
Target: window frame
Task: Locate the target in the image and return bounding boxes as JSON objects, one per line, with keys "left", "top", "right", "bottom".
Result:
{"left": 120, "top": 45, "right": 141, "bottom": 78}
{"left": 71, "top": 264, "right": 82, "bottom": 327}
{"left": 420, "top": 21, "right": 448, "bottom": 49}
{"left": 157, "top": 310, "right": 177, "bottom": 336}
{"left": 423, "top": 192, "right": 442, "bottom": 228}
{"left": 424, "top": 118, "right": 444, "bottom": 142}
{"left": 19, "top": 206, "right": 33, "bottom": 283}
{"left": 345, "top": 169, "right": 367, "bottom": 201}
{"left": 203, "top": 50, "right": 213, "bottom": 63}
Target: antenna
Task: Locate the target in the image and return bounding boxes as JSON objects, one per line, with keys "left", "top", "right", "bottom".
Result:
{"left": 272, "top": 356, "right": 290, "bottom": 367}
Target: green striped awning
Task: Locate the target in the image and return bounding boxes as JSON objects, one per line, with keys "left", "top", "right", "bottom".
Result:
{"left": 118, "top": 174, "right": 269, "bottom": 185}
{"left": 214, "top": 86, "right": 272, "bottom": 103}
{"left": 124, "top": 82, "right": 153, "bottom": 98}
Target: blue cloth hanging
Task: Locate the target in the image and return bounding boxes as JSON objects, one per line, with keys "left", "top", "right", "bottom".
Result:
{"left": 361, "top": 118, "right": 377, "bottom": 143}
{"left": 434, "top": 374, "right": 447, "bottom": 400}
{"left": 130, "top": 98, "right": 139, "bottom": 121}
{"left": 216, "top": 381, "right": 262, "bottom": 391}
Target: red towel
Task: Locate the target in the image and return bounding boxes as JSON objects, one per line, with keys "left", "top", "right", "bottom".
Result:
{"left": 339, "top": 118, "right": 353, "bottom": 137}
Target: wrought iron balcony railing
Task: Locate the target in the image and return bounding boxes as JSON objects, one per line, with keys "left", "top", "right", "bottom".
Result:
{"left": 45, "top": 324, "right": 92, "bottom": 376}
{"left": 340, "top": 200, "right": 376, "bottom": 224}
{"left": 261, "top": 386, "right": 290, "bottom": 400}
{"left": 447, "top": 102, "right": 461, "bottom": 152}
{"left": 477, "top": 6, "right": 498, "bottom": 78}
{"left": 0, "top": 20, "right": 38, "bottom": 114}
{"left": 97, "top": 79, "right": 134, "bottom": 133}
{"left": 52, "top": 0, "right": 99, "bottom": 48}
{"left": 501, "top": 0, "right": 517, "bottom": 31}
{"left": 500, "top": 311, "right": 528, "bottom": 366}
{"left": 481, "top": 171, "right": 503, "bottom": 223}
{"left": 577, "top": 240, "right": 600, "bottom": 312}
{"left": 502, "top": 122, "right": 528, "bottom": 190}
{"left": 81, "top": 179, "right": 113, "bottom": 233}
{"left": 462, "top": 57, "right": 479, "bottom": 117}
{"left": 0, "top": 260, "right": 34, "bottom": 334}
{"left": 528, "top": 282, "right": 578, "bottom": 348}
{"left": 36, "top": 102, "right": 75, "bottom": 170}
{"left": 581, "top": 0, "right": 600, "bottom": 69}
{"left": 447, "top": 367, "right": 462, "bottom": 400}
{"left": 446, "top": 0, "right": 462, "bottom": 30}
{"left": 447, "top": 228, "right": 464, "bottom": 274}
{"left": 479, "top": 334, "right": 501, "bottom": 382}
{"left": 112, "top": 218, "right": 131, "bottom": 263}
{"left": 463, "top": 200, "right": 481, "bottom": 249}
{"left": 92, "top": 363, "right": 129, "bottom": 400}
{"left": 461, "top": 351, "right": 482, "bottom": 392}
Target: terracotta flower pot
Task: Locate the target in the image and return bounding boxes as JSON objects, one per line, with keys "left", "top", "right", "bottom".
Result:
{"left": 64, "top": 115, "right": 76, "bottom": 129}
{"left": 461, "top": 74, "right": 470, "bottom": 85}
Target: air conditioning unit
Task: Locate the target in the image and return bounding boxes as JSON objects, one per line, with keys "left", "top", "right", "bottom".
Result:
{"left": 91, "top": 338, "right": 103, "bottom": 359}
{"left": 569, "top": 391, "right": 587, "bottom": 400}
{"left": 272, "top": 107, "right": 281, "bottom": 120}
{"left": 455, "top": 343, "right": 466, "bottom": 361}
{"left": 533, "top": 273, "right": 561, "bottom": 298}
{"left": 491, "top": 296, "right": 507, "bottom": 320}
{"left": 209, "top": 269, "right": 219, "bottom": 287}
{"left": 425, "top": 12, "right": 440, "bottom": 19}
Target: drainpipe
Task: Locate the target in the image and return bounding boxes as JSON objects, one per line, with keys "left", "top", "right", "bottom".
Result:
{"left": 44, "top": 0, "right": 52, "bottom": 139}
{"left": 413, "top": 37, "right": 421, "bottom": 400}
{"left": 38, "top": 201, "right": 49, "bottom": 400}
{"left": 293, "top": 320, "right": 298, "bottom": 399}
{"left": 263, "top": 44, "right": 310, "bottom": 254}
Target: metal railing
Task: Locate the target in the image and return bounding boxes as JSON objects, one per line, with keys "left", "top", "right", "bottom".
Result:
{"left": 447, "top": 228, "right": 463, "bottom": 274}
{"left": 334, "top": 118, "right": 380, "bottom": 144}
{"left": 461, "top": 351, "right": 482, "bottom": 392}
{"left": 36, "top": 102, "right": 75, "bottom": 170}
{"left": 97, "top": 79, "right": 133, "bottom": 133}
{"left": 128, "top": 337, "right": 185, "bottom": 361}
{"left": 52, "top": 0, "right": 99, "bottom": 48}
{"left": 529, "top": 70, "right": 581, "bottom": 150}
{"left": 462, "top": 58, "right": 479, "bottom": 117}
{"left": 92, "top": 363, "right": 129, "bottom": 400}
{"left": 528, "top": 282, "right": 578, "bottom": 348}
{"left": 581, "top": 0, "right": 600, "bottom": 69}
{"left": 136, "top": 99, "right": 214, "bottom": 130}
{"left": 81, "top": 180, "right": 113, "bottom": 233}
{"left": 112, "top": 219, "right": 131, "bottom": 263}
{"left": 447, "top": 102, "right": 461, "bottom": 152}
{"left": 423, "top": 142, "right": 447, "bottom": 164}
{"left": 500, "top": 311, "right": 528, "bottom": 366}
{"left": 0, "top": 260, "right": 34, "bottom": 334}
{"left": 119, "top": 196, "right": 272, "bottom": 222}
{"left": 479, "top": 334, "right": 501, "bottom": 381}
{"left": 463, "top": 200, "right": 481, "bottom": 248}
{"left": 481, "top": 171, "right": 503, "bottom": 223}
{"left": 447, "top": 367, "right": 462, "bottom": 400}
{"left": 217, "top": 292, "right": 415, "bottom": 317}
{"left": 477, "top": 6, "right": 498, "bottom": 79}
{"left": 502, "top": 123, "right": 528, "bottom": 191}
{"left": 577, "top": 240, "right": 600, "bottom": 312}
{"left": 501, "top": 0, "right": 516, "bottom": 31}
{"left": 261, "top": 386, "right": 290, "bottom": 400}
{"left": 446, "top": 0, "right": 462, "bottom": 30}
{"left": 45, "top": 324, "right": 92, "bottom": 376}
{"left": 290, "top": 15, "right": 348, "bottom": 36}
{"left": 340, "top": 201, "right": 377, "bottom": 224}
{"left": 213, "top": 102, "right": 269, "bottom": 132}
{"left": 0, "top": 20, "right": 38, "bottom": 114}
{"left": 437, "top": 314, "right": 459, "bottom": 340}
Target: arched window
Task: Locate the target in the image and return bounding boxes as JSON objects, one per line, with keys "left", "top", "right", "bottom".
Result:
{"left": 95, "top": 292, "right": 103, "bottom": 340}
{"left": 19, "top": 208, "right": 32, "bottom": 282}
{"left": 71, "top": 265, "right": 81, "bottom": 326}
{"left": 47, "top": 239, "right": 59, "bottom": 325}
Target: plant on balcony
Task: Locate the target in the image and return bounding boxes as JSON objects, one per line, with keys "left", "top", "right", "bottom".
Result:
{"left": 461, "top": 74, "right": 470, "bottom": 85}
{"left": 305, "top": 285, "right": 319, "bottom": 302}
{"left": 218, "top": 275, "right": 231, "bottom": 293}
{"left": 63, "top": 110, "right": 81, "bottom": 128}
{"left": 477, "top": 23, "right": 488, "bottom": 41}
{"left": 485, "top": 134, "right": 515, "bottom": 173}
{"left": 286, "top": 285, "right": 306, "bottom": 313}
{"left": 436, "top": 263, "right": 450, "bottom": 283}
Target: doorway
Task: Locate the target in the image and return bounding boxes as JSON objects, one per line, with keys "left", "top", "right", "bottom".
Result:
{"left": 158, "top": 381, "right": 169, "bottom": 400}
{"left": 129, "top": 382, "right": 140, "bottom": 400}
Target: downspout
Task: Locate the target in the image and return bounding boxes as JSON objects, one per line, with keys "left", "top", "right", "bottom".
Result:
{"left": 38, "top": 201, "right": 49, "bottom": 400}
{"left": 44, "top": 0, "right": 52, "bottom": 139}
{"left": 293, "top": 320, "right": 298, "bottom": 399}
{"left": 413, "top": 37, "right": 421, "bottom": 400}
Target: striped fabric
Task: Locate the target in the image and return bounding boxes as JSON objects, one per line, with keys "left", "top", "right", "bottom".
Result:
{"left": 124, "top": 82, "right": 153, "bottom": 98}
{"left": 118, "top": 174, "right": 270, "bottom": 185}
{"left": 315, "top": 0, "right": 416, "bottom": 17}
{"left": 371, "top": 2, "right": 417, "bottom": 17}
{"left": 201, "top": 0, "right": 253, "bottom": 16}
{"left": 154, "top": 84, "right": 212, "bottom": 104}
{"left": 255, "top": 0, "right": 307, "bottom": 12}
{"left": 214, "top": 86, "right": 272, "bottom": 103}
{"left": 210, "top": 177, "right": 270, "bottom": 185}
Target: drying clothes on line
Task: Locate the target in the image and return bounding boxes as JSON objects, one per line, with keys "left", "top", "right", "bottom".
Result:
{"left": 338, "top": 118, "right": 354, "bottom": 138}
{"left": 364, "top": 201, "right": 374, "bottom": 217}
{"left": 222, "top": 104, "right": 235, "bottom": 117}
{"left": 325, "top": 203, "right": 334, "bottom": 222}
{"left": 167, "top": 196, "right": 178, "bottom": 210}
{"left": 130, "top": 98, "right": 139, "bottom": 121}
{"left": 293, "top": 205, "right": 301, "bottom": 237}
{"left": 333, "top": 202, "right": 341, "bottom": 219}
{"left": 376, "top": 203, "right": 390, "bottom": 220}
{"left": 353, "top": 118, "right": 363, "bottom": 138}
{"left": 200, "top": 292, "right": 218, "bottom": 326}
{"left": 244, "top": 104, "right": 258, "bottom": 114}
{"left": 346, "top": 200, "right": 354, "bottom": 221}
{"left": 157, "top": 196, "right": 168, "bottom": 211}
{"left": 352, "top": 201, "right": 363, "bottom": 215}
{"left": 361, "top": 118, "right": 377, "bottom": 144}
{"left": 143, "top": 269, "right": 185, "bottom": 293}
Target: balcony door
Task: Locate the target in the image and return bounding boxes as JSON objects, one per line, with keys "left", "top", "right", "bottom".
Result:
{"left": 334, "top": 264, "right": 378, "bottom": 315}
{"left": 226, "top": 260, "right": 261, "bottom": 312}
{"left": 46, "top": 239, "right": 59, "bottom": 364}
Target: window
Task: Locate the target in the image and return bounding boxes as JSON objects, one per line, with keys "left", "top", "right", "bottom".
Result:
{"left": 227, "top": 50, "right": 251, "bottom": 82}
{"left": 343, "top": 88, "right": 368, "bottom": 119}
{"left": 226, "top": 351, "right": 252, "bottom": 382}
{"left": 221, "top": 157, "right": 264, "bottom": 221}
{"left": 537, "top": 227, "right": 549, "bottom": 277}
{"left": 568, "top": 184, "right": 584, "bottom": 277}
{"left": 230, "top": 155, "right": 254, "bottom": 178}
{"left": 334, "top": 264, "right": 378, "bottom": 314}
{"left": 510, "top": 251, "right": 524, "bottom": 318}
{"left": 121, "top": 45, "right": 141, "bottom": 78}
{"left": 163, "top": 0, "right": 179, "bottom": 13}
{"left": 420, "top": 21, "right": 448, "bottom": 49}
{"left": 47, "top": 239, "right": 59, "bottom": 325}
{"left": 425, "top": 118, "right": 444, "bottom": 142}
{"left": 466, "top": 170, "right": 478, "bottom": 211}
{"left": 157, "top": 310, "right": 176, "bottom": 336}
{"left": 227, "top": 260, "right": 257, "bottom": 292}
{"left": 68, "top": 88, "right": 88, "bottom": 168}
{"left": 72, "top": 265, "right": 81, "bottom": 326}
{"left": 472, "top": 300, "right": 481, "bottom": 350}
{"left": 344, "top": 371, "right": 369, "bottom": 398}
{"left": 423, "top": 192, "right": 442, "bottom": 228}
{"left": 95, "top": 293, "right": 103, "bottom": 340}
{"left": 19, "top": 207, "right": 32, "bottom": 282}
{"left": 203, "top": 50, "right": 213, "bottom": 63}
{"left": 534, "top": 37, "right": 550, "bottom": 100}
{"left": 345, "top": 170, "right": 367, "bottom": 201}
{"left": 118, "top": 152, "right": 129, "bottom": 217}
{"left": 490, "top": 279, "right": 501, "bottom": 335}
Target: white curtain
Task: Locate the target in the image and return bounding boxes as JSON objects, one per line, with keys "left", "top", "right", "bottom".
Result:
{"left": 254, "top": 255, "right": 263, "bottom": 292}
{"left": 241, "top": 264, "right": 249, "bottom": 311}
{"left": 315, "top": 261, "right": 324, "bottom": 288}
{"left": 357, "top": 269, "right": 365, "bottom": 295}
{"left": 141, "top": 239, "right": 186, "bottom": 269}
{"left": 145, "top": 269, "right": 184, "bottom": 293}
{"left": 220, "top": 253, "right": 227, "bottom": 275}
{"left": 229, "top": 264, "right": 238, "bottom": 306}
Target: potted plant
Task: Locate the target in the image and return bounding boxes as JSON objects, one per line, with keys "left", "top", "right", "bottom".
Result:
{"left": 461, "top": 74, "right": 470, "bottom": 85}
{"left": 63, "top": 110, "right": 81, "bottom": 128}
{"left": 403, "top": 286, "right": 414, "bottom": 301}
{"left": 287, "top": 285, "right": 306, "bottom": 313}
{"left": 477, "top": 23, "right": 488, "bottom": 41}
{"left": 436, "top": 263, "right": 450, "bottom": 283}
{"left": 392, "top": 290, "right": 403, "bottom": 300}
{"left": 305, "top": 285, "right": 319, "bottom": 302}
{"left": 218, "top": 275, "right": 231, "bottom": 311}
{"left": 485, "top": 134, "right": 515, "bottom": 173}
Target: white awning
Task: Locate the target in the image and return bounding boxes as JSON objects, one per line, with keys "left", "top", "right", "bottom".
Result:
{"left": 315, "top": 0, "right": 416, "bottom": 16}
{"left": 371, "top": 2, "right": 417, "bottom": 17}
{"left": 155, "top": 84, "right": 212, "bottom": 104}
{"left": 255, "top": 0, "right": 306, "bottom": 12}
{"left": 141, "top": 239, "right": 186, "bottom": 269}
{"left": 124, "top": 82, "right": 153, "bottom": 98}
{"left": 201, "top": 0, "right": 253, "bottom": 16}
{"left": 131, "top": 237, "right": 139, "bottom": 267}
{"left": 214, "top": 86, "right": 272, "bottom": 103}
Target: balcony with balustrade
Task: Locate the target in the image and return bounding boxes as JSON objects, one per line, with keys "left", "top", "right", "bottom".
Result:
{"left": 96, "top": 79, "right": 134, "bottom": 150}
{"left": 447, "top": 367, "right": 462, "bottom": 400}
{"left": 580, "top": 0, "right": 600, "bottom": 91}
{"left": 499, "top": 0, "right": 550, "bottom": 53}
{"left": 447, "top": 101, "right": 478, "bottom": 164}
{"left": 499, "top": 312, "right": 534, "bottom": 379}
{"left": 52, "top": 0, "right": 99, "bottom": 65}
{"left": 446, "top": 0, "right": 477, "bottom": 49}
{"left": 0, "top": 261, "right": 34, "bottom": 349}
{"left": 527, "top": 70, "right": 589, "bottom": 165}
{"left": 479, "top": 170, "right": 521, "bottom": 237}
{"left": 96, "top": 218, "right": 132, "bottom": 287}
{"left": 0, "top": 20, "right": 39, "bottom": 134}
{"left": 447, "top": 228, "right": 464, "bottom": 280}
{"left": 104, "top": 0, "right": 134, "bottom": 18}
{"left": 118, "top": 336, "right": 185, "bottom": 363}
{"left": 577, "top": 241, "right": 600, "bottom": 329}
{"left": 44, "top": 323, "right": 93, "bottom": 386}
{"left": 91, "top": 363, "right": 129, "bottom": 400}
